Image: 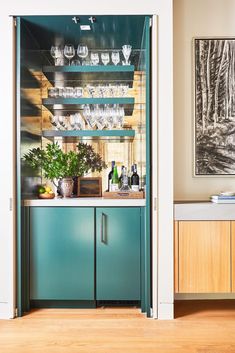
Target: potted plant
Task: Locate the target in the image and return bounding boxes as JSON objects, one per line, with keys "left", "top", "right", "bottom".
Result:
{"left": 23, "top": 142, "right": 107, "bottom": 198}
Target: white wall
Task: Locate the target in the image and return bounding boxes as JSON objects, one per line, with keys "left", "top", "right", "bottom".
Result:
{"left": 174, "top": 0, "right": 235, "bottom": 200}
{"left": 0, "top": 0, "right": 173, "bottom": 319}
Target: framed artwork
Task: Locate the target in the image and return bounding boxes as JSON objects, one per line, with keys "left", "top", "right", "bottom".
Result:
{"left": 194, "top": 38, "right": 235, "bottom": 175}
{"left": 77, "top": 177, "right": 102, "bottom": 197}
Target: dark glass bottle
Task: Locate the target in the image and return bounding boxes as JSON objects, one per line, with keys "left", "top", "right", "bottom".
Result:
{"left": 108, "top": 161, "right": 115, "bottom": 191}
{"left": 131, "top": 163, "right": 140, "bottom": 191}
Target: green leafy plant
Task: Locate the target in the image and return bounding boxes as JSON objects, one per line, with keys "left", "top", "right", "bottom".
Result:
{"left": 23, "top": 142, "right": 107, "bottom": 181}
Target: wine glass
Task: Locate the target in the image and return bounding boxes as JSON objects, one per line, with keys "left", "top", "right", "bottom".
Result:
{"left": 64, "top": 44, "right": 75, "bottom": 66}
{"left": 111, "top": 51, "right": 120, "bottom": 65}
{"left": 122, "top": 45, "right": 132, "bottom": 65}
{"left": 50, "top": 46, "right": 63, "bottom": 66}
{"left": 101, "top": 52, "right": 110, "bottom": 66}
{"left": 77, "top": 44, "right": 88, "bottom": 64}
{"left": 90, "top": 52, "right": 99, "bottom": 66}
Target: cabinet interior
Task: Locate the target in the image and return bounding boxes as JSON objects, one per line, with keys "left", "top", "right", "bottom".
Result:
{"left": 19, "top": 15, "right": 150, "bottom": 196}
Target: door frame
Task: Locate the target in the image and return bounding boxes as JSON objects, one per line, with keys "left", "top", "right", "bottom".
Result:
{"left": 0, "top": 0, "right": 173, "bottom": 320}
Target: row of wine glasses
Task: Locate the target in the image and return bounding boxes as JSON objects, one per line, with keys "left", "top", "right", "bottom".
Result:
{"left": 50, "top": 45, "right": 132, "bottom": 66}
{"left": 49, "top": 104, "right": 125, "bottom": 131}
{"left": 48, "top": 86, "right": 83, "bottom": 98}
{"left": 48, "top": 84, "right": 129, "bottom": 99}
{"left": 84, "top": 84, "right": 129, "bottom": 98}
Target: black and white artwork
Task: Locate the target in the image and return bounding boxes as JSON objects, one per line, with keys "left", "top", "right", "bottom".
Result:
{"left": 195, "top": 38, "right": 235, "bottom": 175}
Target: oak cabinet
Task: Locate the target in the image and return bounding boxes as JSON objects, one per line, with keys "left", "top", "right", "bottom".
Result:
{"left": 175, "top": 221, "right": 231, "bottom": 293}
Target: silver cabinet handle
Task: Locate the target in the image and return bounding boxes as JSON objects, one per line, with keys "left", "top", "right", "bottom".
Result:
{"left": 101, "top": 212, "right": 106, "bottom": 244}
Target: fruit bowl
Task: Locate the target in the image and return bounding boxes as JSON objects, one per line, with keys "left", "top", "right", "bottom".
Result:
{"left": 38, "top": 192, "right": 55, "bottom": 199}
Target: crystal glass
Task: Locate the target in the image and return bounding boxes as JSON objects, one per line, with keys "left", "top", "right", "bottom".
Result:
{"left": 90, "top": 52, "right": 99, "bottom": 65}
{"left": 69, "top": 115, "right": 76, "bottom": 130}
{"left": 71, "top": 59, "right": 81, "bottom": 66}
{"left": 118, "top": 84, "right": 129, "bottom": 97}
{"left": 101, "top": 52, "right": 110, "bottom": 66}
{"left": 115, "top": 105, "right": 125, "bottom": 128}
{"left": 86, "top": 85, "right": 96, "bottom": 98}
{"left": 73, "top": 87, "right": 83, "bottom": 98}
{"left": 74, "top": 113, "right": 85, "bottom": 130}
{"left": 77, "top": 45, "right": 89, "bottom": 62}
{"left": 58, "top": 116, "right": 67, "bottom": 129}
{"left": 83, "top": 104, "right": 96, "bottom": 129}
{"left": 48, "top": 87, "right": 59, "bottom": 98}
{"left": 122, "top": 45, "right": 132, "bottom": 65}
{"left": 64, "top": 44, "right": 75, "bottom": 66}
{"left": 111, "top": 51, "right": 120, "bottom": 65}
{"left": 49, "top": 115, "right": 60, "bottom": 130}
{"left": 64, "top": 87, "right": 73, "bottom": 98}
{"left": 50, "top": 46, "right": 63, "bottom": 66}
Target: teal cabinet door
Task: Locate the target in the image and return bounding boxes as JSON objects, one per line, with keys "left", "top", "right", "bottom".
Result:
{"left": 96, "top": 207, "right": 141, "bottom": 300}
{"left": 30, "top": 207, "right": 94, "bottom": 300}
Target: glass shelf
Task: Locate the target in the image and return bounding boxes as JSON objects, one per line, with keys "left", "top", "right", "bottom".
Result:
{"left": 42, "top": 97, "right": 135, "bottom": 115}
{"left": 42, "top": 65, "right": 135, "bottom": 87}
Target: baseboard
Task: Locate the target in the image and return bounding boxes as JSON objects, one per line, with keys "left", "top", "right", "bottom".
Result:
{"left": 30, "top": 300, "right": 96, "bottom": 309}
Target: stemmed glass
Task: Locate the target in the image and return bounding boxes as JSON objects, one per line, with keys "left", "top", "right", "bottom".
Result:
{"left": 122, "top": 45, "right": 132, "bottom": 65}
{"left": 101, "top": 52, "right": 110, "bottom": 66}
{"left": 64, "top": 44, "right": 75, "bottom": 66}
{"left": 90, "top": 52, "right": 99, "bottom": 66}
{"left": 77, "top": 44, "right": 89, "bottom": 64}
{"left": 50, "top": 46, "right": 63, "bottom": 66}
{"left": 111, "top": 51, "right": 120, "bottom": 65}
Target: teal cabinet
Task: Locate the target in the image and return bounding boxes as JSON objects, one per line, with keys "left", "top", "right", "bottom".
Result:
{"left": 30, "top": 207, "right": 94, "bottom": 300}
{"left": 96, "top": 207, "right": 141, "bottom": 300}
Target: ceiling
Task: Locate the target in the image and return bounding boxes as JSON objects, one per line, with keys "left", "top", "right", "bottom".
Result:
{"left": 21, "top": 15, "right": 149, "bottom": 50}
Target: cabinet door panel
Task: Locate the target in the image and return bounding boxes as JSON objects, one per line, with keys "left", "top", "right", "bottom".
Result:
{"left": 96, "top": 207, "right": 140, "bottom": 300}
{"left": 231, "top": 221, "right": 235, "bottom": 292}
{"left": 178, "top": 221, "right": 230, "bottom": 293}
{"left": 30, "top": 207, "right": 94, "bottom": 300}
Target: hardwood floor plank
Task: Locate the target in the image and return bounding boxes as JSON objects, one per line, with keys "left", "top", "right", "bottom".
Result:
{"left": 1, "top": 303, "right": 235, "bottom": 353}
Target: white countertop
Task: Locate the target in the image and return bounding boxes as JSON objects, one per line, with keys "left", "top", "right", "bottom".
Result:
{"left": 174, "top": 201, "right": 235, "bottom": 220}
{"left": 24, "top": 197, "right": 146, "bottom": 207}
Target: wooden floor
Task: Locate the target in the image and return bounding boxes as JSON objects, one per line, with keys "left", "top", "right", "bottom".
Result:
{"left": 1, "top": 301, "right": 235, "bottom": 353}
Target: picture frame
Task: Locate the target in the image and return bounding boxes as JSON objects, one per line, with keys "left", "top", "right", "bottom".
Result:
{"left": 194, "top": 37, "right": 235, "bottom": 176}
{"left": 77, "top": 177, "right": 102, "bottom": 197}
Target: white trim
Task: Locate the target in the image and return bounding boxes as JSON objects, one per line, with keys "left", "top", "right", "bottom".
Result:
{"left": 157, "top": 2, "right": 174, "bottom": 319}
{"left": 0, "top": 15, "right": 15, "bottom": 320}
{"left": 151, "top": 14, "right": 158, "bottom": 319}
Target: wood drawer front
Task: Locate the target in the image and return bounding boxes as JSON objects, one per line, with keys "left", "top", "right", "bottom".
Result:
{"left": 178, "top": 221, "right": 231, "bottom": 293}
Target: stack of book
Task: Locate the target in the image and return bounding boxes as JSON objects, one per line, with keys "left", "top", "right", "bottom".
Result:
{"left": 211, "top": 195, "right": 235, "bottom": 203}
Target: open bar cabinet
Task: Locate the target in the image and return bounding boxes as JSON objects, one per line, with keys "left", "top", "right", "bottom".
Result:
{"left": 16, "top": 15, "right": 152, "bottom": 316}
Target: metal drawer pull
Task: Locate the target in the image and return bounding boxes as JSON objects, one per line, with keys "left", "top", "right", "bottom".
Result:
{"left": 101, "top": 212, "right": 106, "bottom": 244}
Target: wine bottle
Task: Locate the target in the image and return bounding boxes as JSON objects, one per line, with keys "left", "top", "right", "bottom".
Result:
{"left": 111, "top": 166, "right": 119, "bottom": 191}
{"left": 108, "top": 161, "right": 115, "bottom": 191}
{"left": 131, "top": 163, "right": 140, "bottom": 191}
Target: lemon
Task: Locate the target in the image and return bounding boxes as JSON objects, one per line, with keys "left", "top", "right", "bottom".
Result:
{"left": 45, "top": 186, "right": 52, "bottom": 193}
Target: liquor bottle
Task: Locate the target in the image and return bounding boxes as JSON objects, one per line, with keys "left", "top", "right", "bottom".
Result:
{"left": 111, "top": 166, "right": 119, "bottom": 191}
{"left": 118, "top": 165, "right": 125, "bottom": 189}
{"left": 120, "top": 167, "right": 130, "bottom": 191}
{"left": 131, "top": 163, "right": 140, "bottom": 191}
{"left": 108, "top": 161, "right": 115, "bottom": 191}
